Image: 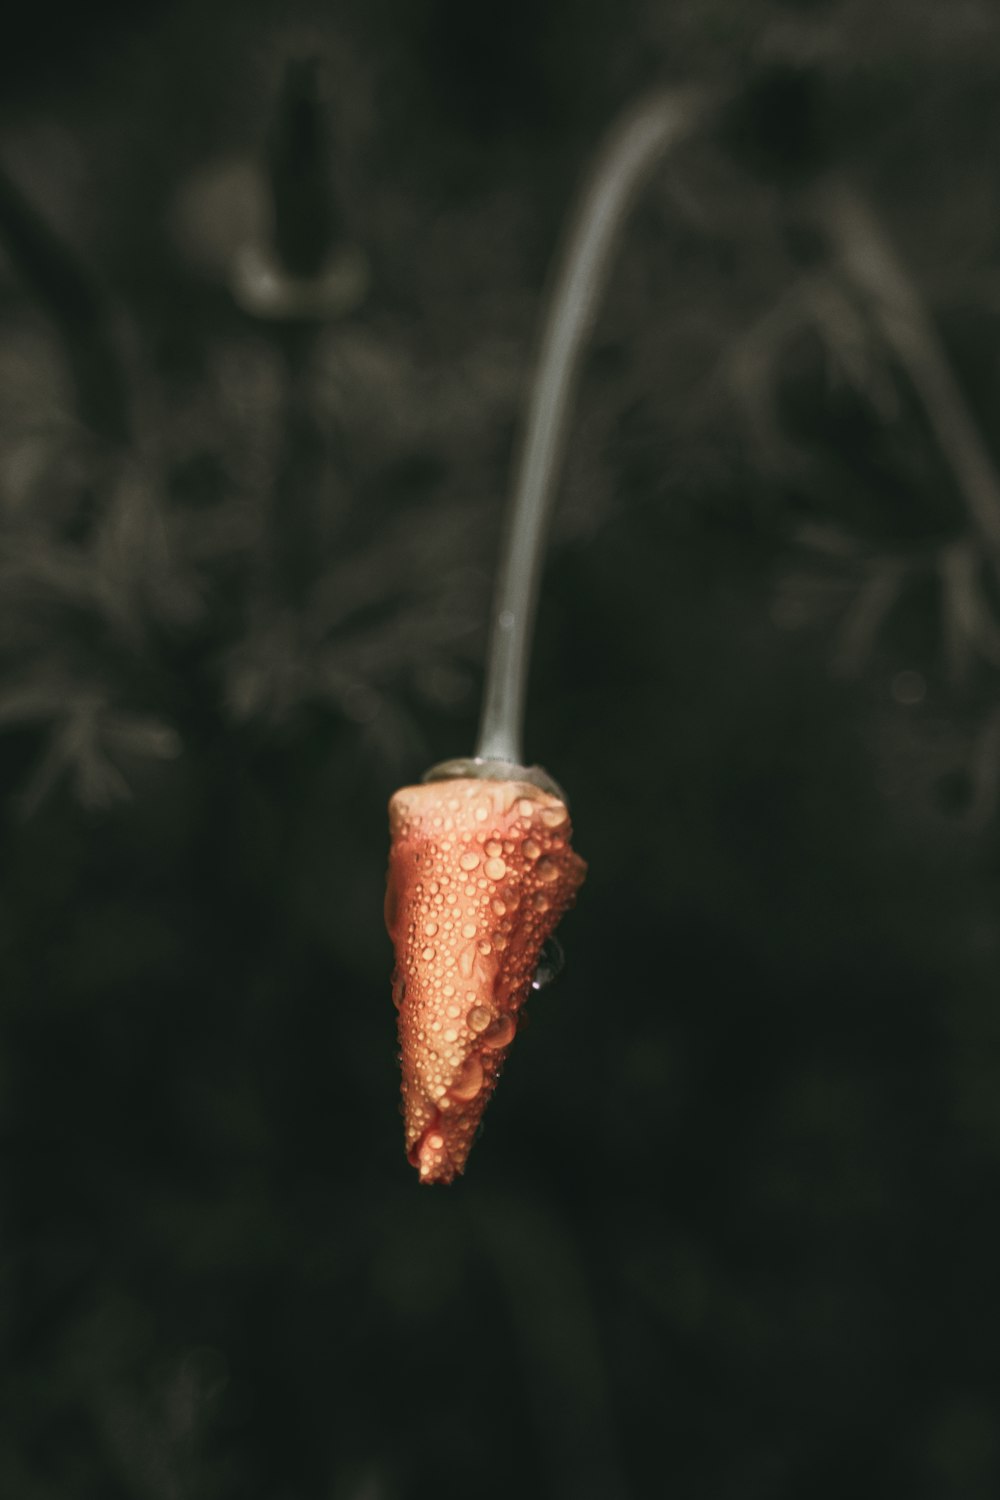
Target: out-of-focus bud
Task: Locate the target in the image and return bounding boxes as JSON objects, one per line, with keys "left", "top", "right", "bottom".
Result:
{"left": 230, "top": 54, "right": 368, "bottom": 320}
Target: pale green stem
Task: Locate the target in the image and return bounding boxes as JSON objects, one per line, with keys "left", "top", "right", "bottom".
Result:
{"left": 473, "top": 87, "right": 713, "bottom": 766}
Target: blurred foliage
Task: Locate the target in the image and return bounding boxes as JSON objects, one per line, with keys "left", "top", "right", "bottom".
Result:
{"left": 3, "top": 2, "right": 1000, "bottom": 1498}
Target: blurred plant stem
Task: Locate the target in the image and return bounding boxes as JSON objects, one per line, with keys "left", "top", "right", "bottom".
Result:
{"left": 814, "top": 177, "right": 1000, "bottom": 558}
{"left": 245, "top": 55, "right": 361, "bottom": 612}
{"left": 472, "top": 1195, "right": 626, "bottom": 1500}
{"left": 0, "top": 159, "right": 131, "bottom": 448}
{"left": 255, "top": 322, "right": 340, "bottom": 610}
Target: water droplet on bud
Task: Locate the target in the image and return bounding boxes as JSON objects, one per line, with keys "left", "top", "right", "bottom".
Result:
{"left": 532, "top": 935, "right": 564, "bottom": 991}
{"left": 450, "top": 1055, "right": 484, "bottom": 1100}
{"left": 481, "top": 1014, "right": 516, "bottom": 1050}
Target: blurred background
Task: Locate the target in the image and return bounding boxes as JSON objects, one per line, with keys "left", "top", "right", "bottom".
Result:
{"left": 3, "top": 1, "right": 1000, "bottom": 1496}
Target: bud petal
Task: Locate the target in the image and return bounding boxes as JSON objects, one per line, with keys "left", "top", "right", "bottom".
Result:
{"left": 385, "top": 777, "right": 586, "bottom": 1183}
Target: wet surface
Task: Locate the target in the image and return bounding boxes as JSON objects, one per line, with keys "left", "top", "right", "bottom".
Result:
{"left": 3, "top": 4, "right": 1000, "bottom": 1497}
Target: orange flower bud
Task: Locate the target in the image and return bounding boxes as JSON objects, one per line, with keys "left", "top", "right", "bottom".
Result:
{"left": 385, "top": 777, "right": 586, "bottom": 1184}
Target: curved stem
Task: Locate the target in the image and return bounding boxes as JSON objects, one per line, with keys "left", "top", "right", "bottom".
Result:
{"left": 0, "top": 159, "right": 132, "bottom": 447}
{"left": 474, "top": 87, "right": 713, "bottom": 765}
{"left": 814, "top": 178, "right": 1000, "bottom": 557}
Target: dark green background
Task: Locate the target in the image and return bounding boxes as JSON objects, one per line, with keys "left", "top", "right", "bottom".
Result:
{"left": 2, "top": 3, "right": 999, "bottom": 1497}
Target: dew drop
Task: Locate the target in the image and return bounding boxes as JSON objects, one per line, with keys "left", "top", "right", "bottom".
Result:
{"left": 492, "top": 898, "right": 507, "bottom": 916}
{"left": 450, "top": 1056, "right": 484, "bottom": 1101}
{"left": 481, "top": 1014, "right": 516, "bottom": 1050}
{"left": 421, "top": 945, "right": 435, "bottom": 961}
{"left": 484, "top": 857, "right": 507, "bottom": 881}
{"left": 424, "top": 921, "right": 438, "bottom": 937}
{"left": 466, "top": 1004, "right": 492, "bottom": 1033}
{"left": 532, "top": 891, "right": 549, "bottom": 912}
{"left": 485, "top": 840, "right": 502, "bottom": 857}
{"left": 522, "top": 837, "right": 541, "bottom": 860}
{"left": 532, "top": 935, "right": 565, "bottom": 990}
{"left": 536, "top": 857, "right": 560, "bottom": 883}
{"left": 461, "top": 921, "right": 477, "bottom": 939}
{"left": 459, "top": 851, "right": 481, "bottom": 871}
{"left": 518, "top": 798, "right": 535, "bottom": 818}
{"left": 443, "top": 1027, "right": 458, "bottom": 1042}
{"left": 427, "top": 1132, "right": 445, "bottom": 1151}
{"left": 477, "top": 939, "right": 492, "bottom": 955}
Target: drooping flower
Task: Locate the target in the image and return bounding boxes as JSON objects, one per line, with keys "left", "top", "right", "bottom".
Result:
{"left": 385, "top": 776, "right": 586, "bottom": 1184}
